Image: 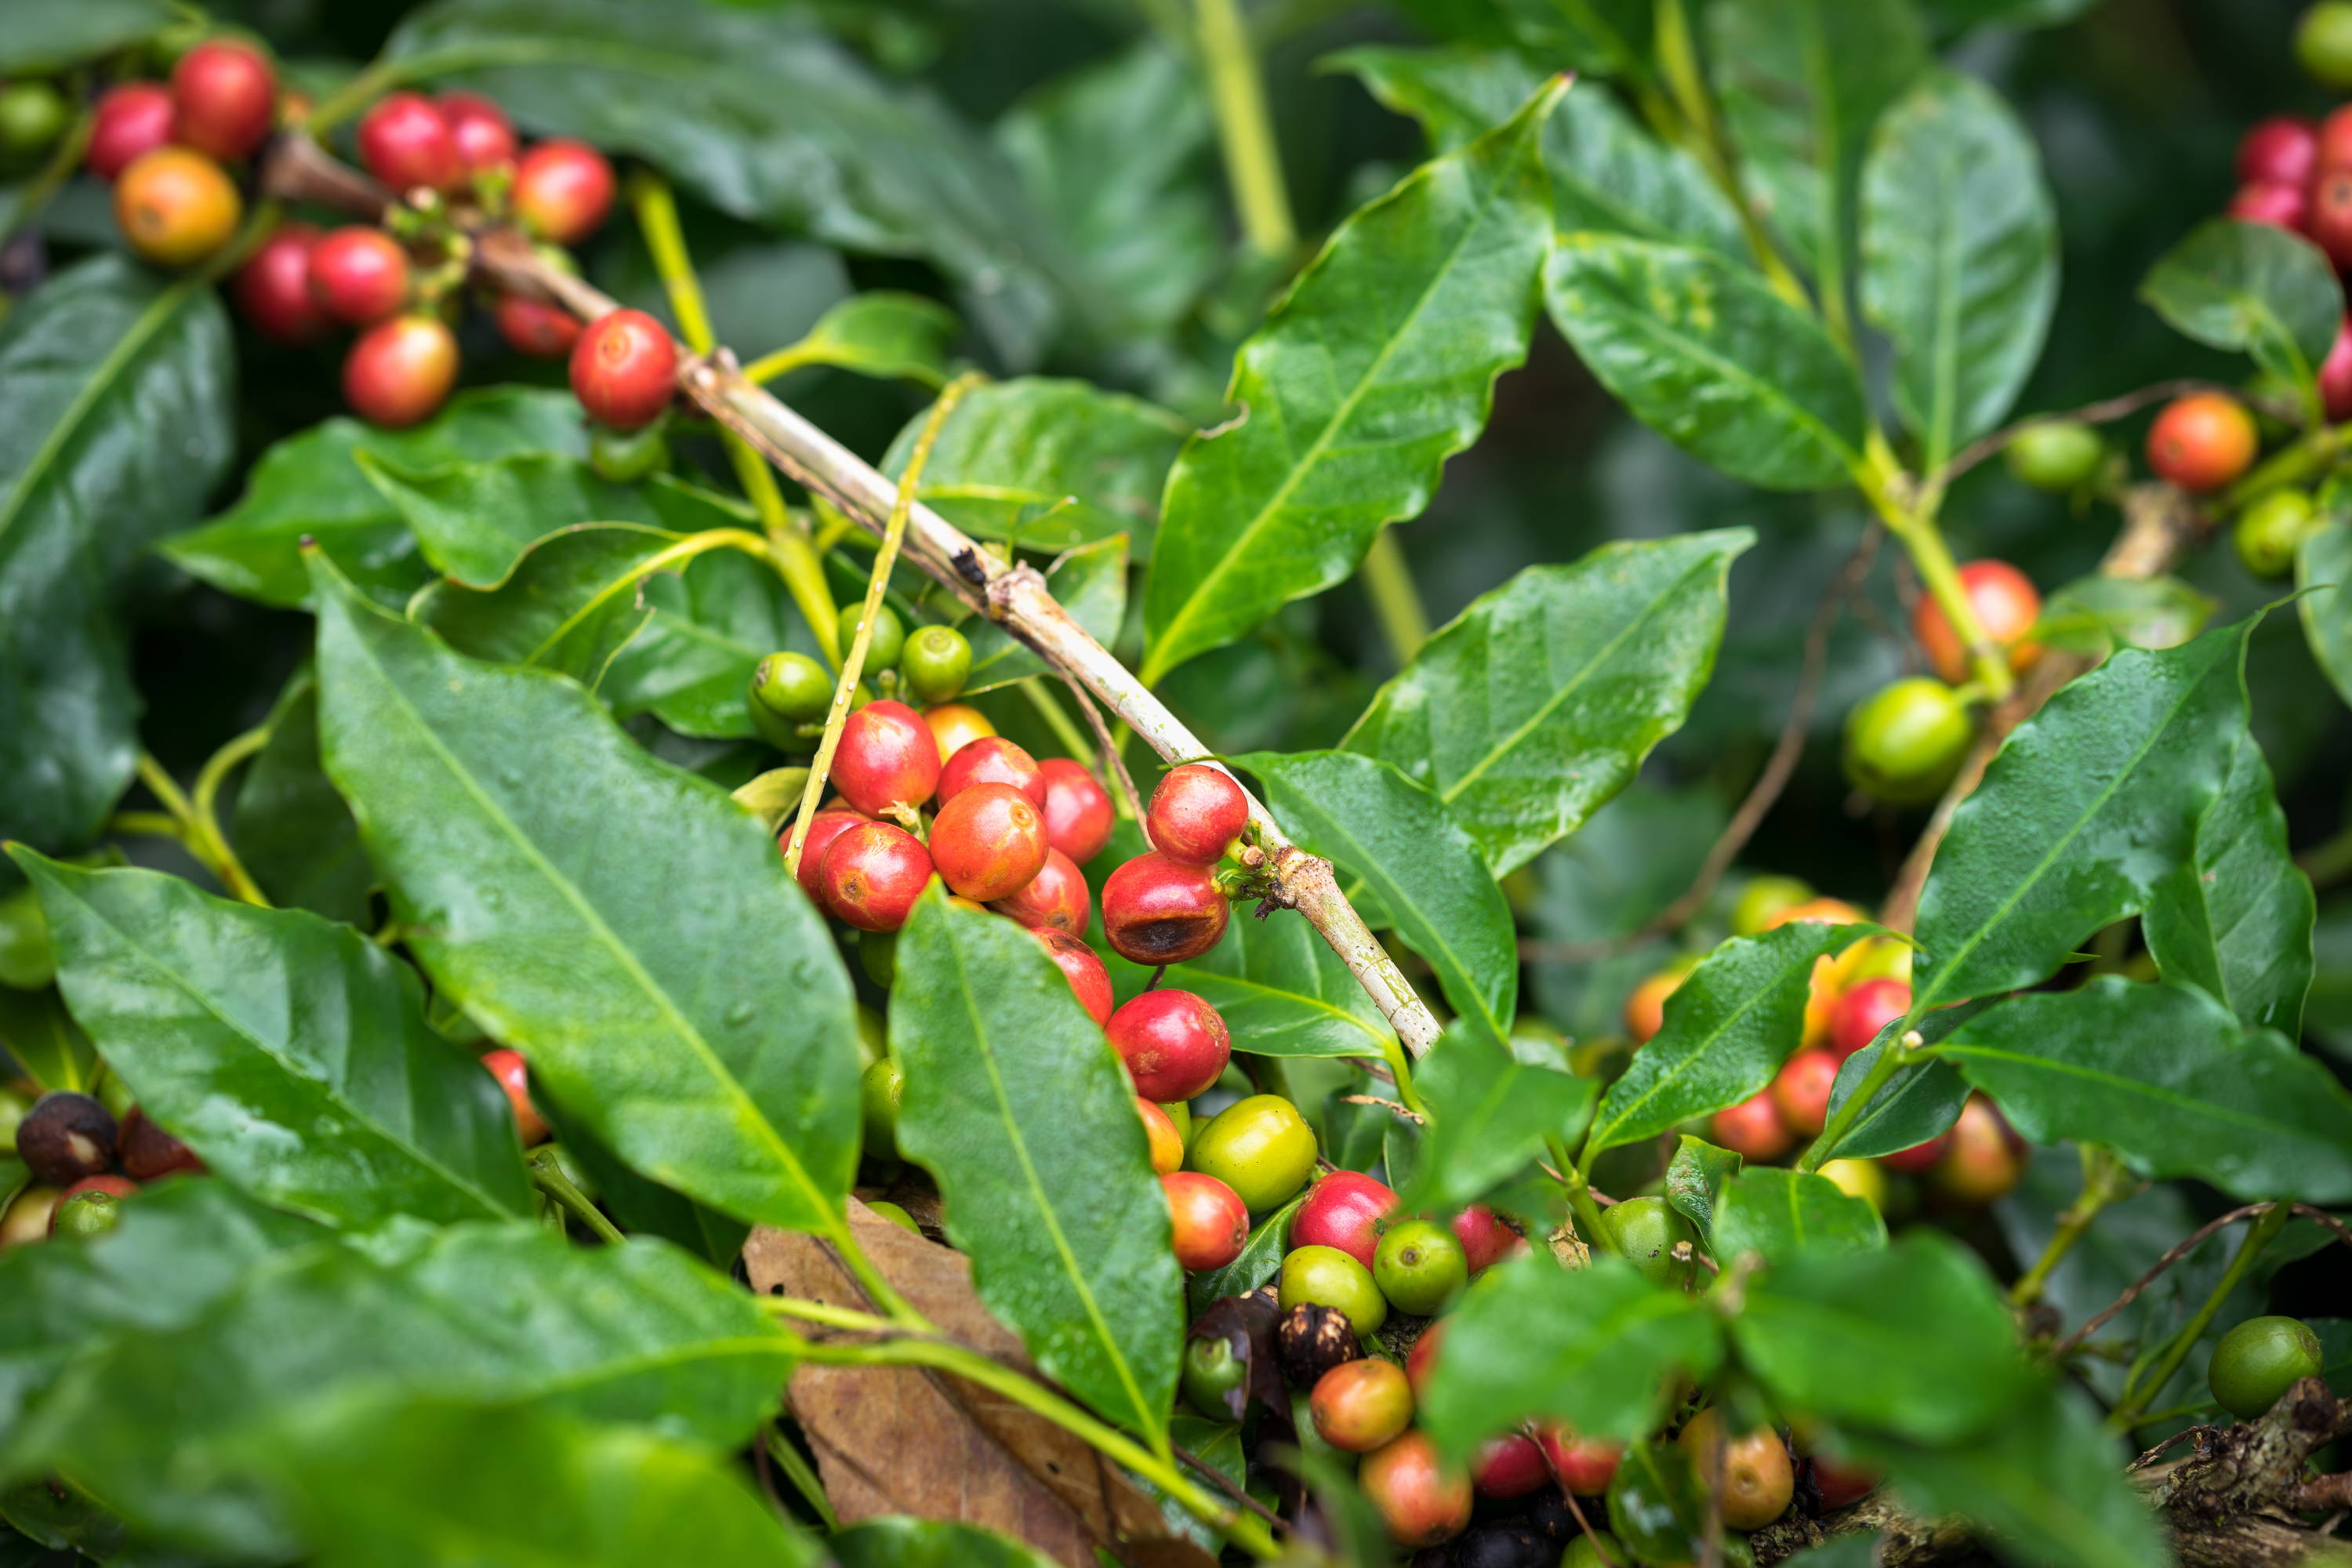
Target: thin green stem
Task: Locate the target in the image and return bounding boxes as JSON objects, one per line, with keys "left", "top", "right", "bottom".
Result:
{"left": 1798, "top": 1034, "right": 1917, "bottom": 1172}
{"left": 136, "top": 751, "right": 268, "bottom": 907}
{"left": 2111, "top": 1203, "right": 2291, "bottom": 1430}
{"left": 2220, "top": 421, "right": 2346, "bottom": 516}
{"left": 306, "top": 62, "right": 407, "bottom": 136}
{"left": 528, "top": 1151, "right": 625, "bottom": 1245}
{"left": 1360, "top": 532, "right": 1430, "bottom": 666}
{"left": 1, "top": 107, "right": 93, "bottom": 245}
{"left": 1855, "top": 452, "right": 2015, "bottom": 702}
{"left": 762, "top": 1427, "right": 838, "bottom": 1530}
{"left": 2298, "top": 820, "right": 2352, "bottom": 891}
{"left": 1654, "top": 0, "right": 1809, "bottom": 315}
{"left": 1194, "top": 0, "right": 1295, "bottom": 258}
{"left": 2011, "top": 1147, "right": 2128, "bottom": 1308}
{"left": 1018, "top": 677, "right": 1096, "bottom": 760}
{"left": 1552, "top": 1139, "right": 1616, "bottom": 1255}
{"left": 1380, "top": 1035, "right": 1428, "bottom": 1120}
{"left": 107, "top": 811, "right": 183, "bottom": 840}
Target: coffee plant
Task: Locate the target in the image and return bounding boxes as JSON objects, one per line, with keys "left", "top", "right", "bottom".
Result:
{"left": 2, "top": 0, "right": 2350, "bottom": 1563}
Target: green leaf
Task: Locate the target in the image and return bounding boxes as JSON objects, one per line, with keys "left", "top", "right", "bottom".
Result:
{"left": 1419, "top": 1254, "right": 1724, "bottom": 1457}
{"left": 5, "top": 1225, "right": 796, "bottom": 1558}
{"left": 2142, "top": 219, "right": 2343, "bottom": 411}
{"left": 538, "top": 1096, "right": 748, "bottom": 1269}
{"left": 1187, "top": 1192, "right": 1305, "bottom": 1316}
{"left": 2299, "top": 521, "right": 2352, "bottom": 709}
{"left": 960, "top": 533, "right": 1129, "bottom": 695}
{"left": 0, "top": 0, "right": 175, "bottom": 72}
{"left": 164, "top": 390, "right": 586, "bottom": 610}
{"left": 1735, "top": 1232, "right": 2033, "bottom": 1444}
{"left": 1492, "top": 0, "right": 1655, "bottom": 80}
{"left": 1816, "top": 996, "right": 1998, "bottom": 1163}
{"left": 890, "top": 889, "right": 1181, "bottom": 1442}
{"left": 1852, "top": 1383, "right": 2164, "bottom": 1568}
{"left": 1583, "top": 922, "right": 1876, "bottom": 1159}
{"left": 0, "top": 256, "right": 233, "bottom": 848}
{"left": 1343, "top": 530, "right": 1748, "bottom": 875}
{"left": 11, "top": 853, "right": 534, "bottom": 1229}
{"left": 1939, "top": 978, "right": 2352, "bottom": 1203}
{"left": 0, "top": 987, "right": 94, "bottom": 1097}
{"left": 1543, "top": 235, "right": 1868, "bottom": 490}
{"left": 761, "top": 292, "right": 958, "bottom": 387}
{"left": 1238, "top": 751, "right": 1519, "bottom": 1042}
{"left": 607, "top": 547, "right": 823, "bottom": 741}
{"left": 2034, "top": 573, "right": 2217, "bottom": 657}
{"left": 1710, "top": 1168, "right": 1885, "bottom": 1262}
{"left": 1400, "top": 1023, "right": 1596, "bottom": 1212}
{"left": 307, "top": 555, "right": 864, "bottom": 1236}
{"left": 1859, "top": 70, "right": 2058, "bottom": 470}
{"left": 1912, "top": 618, "right": 2255, "bottom": 1012}
{"left": 229, "top": 675, "right": 372, "bottom": 926}
{"left": 1106, "top": 906, "right": 1395, "bottom": 1059}
{"left": 1663, "top": 1134, "right": 1742, "bottom": 1239}
{"left": 2143, "top": 731, "right": 2314, "bottom": 1036}
{"left": 881, "top": 378, "right": 1188, "bottom": 559}
{"left": 413, "top": 524, "right": 681, "bottom": 690}
{"left": 1141, "top": 79, "right": 1563, "bottom": 681}
{"left": 834, "top": 1517, "right": 1058, "bottom": 1568}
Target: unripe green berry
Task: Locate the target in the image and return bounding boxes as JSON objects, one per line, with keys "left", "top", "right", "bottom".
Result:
{"left": 837, "top": 603, "right": 905, "bottom": 671}
{"left": 748, "top": 652, "right": 833, "bottom": 750}
{"left": 1730, "top": 874, "right": 1813, "bottom": 937}
{"left": 51, "top": 1189, "right": 124, "bottom": 1242}
{"left": 867, "top": 1199, "right": 921, "bottom": 1234}
{"left": 1842, "top": 677, "right": 1972, "bottom": 806}
{"left": 2209, "top": 1315, "right": 2322, "bottom": 1419}
{"left": 2234, "top": 489, "right": 2321, "bottom": 579}
{"left": 2299, "top": 2, "right": 2352, "bottom": 89}
{"left": 861, "top": 1056, "right": 905, "bottom": 1160}
{"left": 586, "top": 421, "right": 670, "bottom": 485}
{"left": 0, "top": 82, "right": 71, "bottom": 161}
{"left": 2005, "top": 420, "right": 2103, "bottom": 492}
{"left": 899, "top": 624, "right": 973, "bottom": 705}
{"left": 1373, "top": 1218, "right": 1468, "bottom": 1316}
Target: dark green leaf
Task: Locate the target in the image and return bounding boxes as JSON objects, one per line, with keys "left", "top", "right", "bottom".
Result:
{"left": 607, "top": 547, "right": 822, "bottom": 741}
{"left": 0, "top": 256, "right": 232, "bottom": 847}
{"left": 0, "top": 0, "right": 175, "bottom": 71}
{"left": 961, "top": 534, "right": 1128, "bottom": 695}
{"left": 164, "top": 390, "right": 585, "bottom": 610}
{"left": 1544, "top": 235, "right": 1868, "bottom": 490}
{"left": 229, "top": 676, "right": 372, "bottom": 926}
{"left": 1187, "top": 1192, "right": 1305, "bottom": 1316}
{"left": 1918, "top": 0, "right": 2099, "bottom": 31}
{"left": 0, "top": 987, "right": 94, "bottom": 1096}
{"left": 1584, "top": 922, "right": 1876, "bottom": 1158}
{"left": 760, "top": 293, "right": 958, "bottom": 387}
{"left": 1142, "top": 80, "right": 1563, "bottom": 681}
{"left": 1710, "top": 1168, "right": 1885, "bottom": 1262}
{"left": 1912, "top": 619, "right": 2255, "bottom": 1011}
{"left": 2298, "top": 521, "right": 2352, "bottom": 709}
{"left": 890, "top": 888, "right": 1180, "bottom": 1442}
{"left": 413, "top": 523, "right": 671, "bottom": 688}
{"left": 1815, "top": 996, "right": 1998, "bottom": 1163}
{"left": 1399, "top": 1023, "right": 1595, "bottom": 1212}
{"left": 1663, "top": 1134, "right": 1742, "bottom": 1239}
{"left": 1940, "top": 978, "right": 2352, "bottom": 1203}
{"left": 1493, "top": 0, "right": 1654, "bottom": 79}
{"left": 308, "top": 556, "right": 864, "bottom": 1235}
{"left": 1420, "top": 1254, "right": 1724, "bottom": 1456}
{"left": 1344, "top": 531, "right": 1748, "bottom": 875}
{"left": 834, "top": 1517, "right": 1058, "bottom": 1568}
{"left": 1239, "top": 751, "right": 1519, "bottom": 1042}
{"left": 1859, "top": 70, "right": 2057, "bottom": 470}
{"left": 2142, "top": 220, "right": 2343, "bottom": 410}
{"left": 1107, "top": 908, "right": 1395, "bottom": 1060}
{"left": 537, "top": 1095, "right": 748, "bottom": 1269}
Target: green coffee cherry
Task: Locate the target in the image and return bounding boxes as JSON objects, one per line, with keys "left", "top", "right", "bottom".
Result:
{"left": 859, "top": 930, "right": 897, "bottom": 989}
{"left": 861, "top": 1056, "right": 906, "bottom": 1159}
{"left": 2299, "top": 1, "right": 2352, "bottom": 88}
{"left": 899, "top": 624, "right": 973, "bottom": 705}
{"left": 867, "top": 1199, "right": 921, "bottom": 1234}
{"left": 1730, "top": 874, "right": 1813, "bottom": 937}
{"left": 837, "top": 603, "right": 905, "bottom": 671}
{"left": 1186, "top": 1094, "right": 1317, "bottom": 1213}
{"left": 2209, "top": 1315, "right": 2323, "bottom": 1419}
{"left": 1372, "top": 1218, "right": 1467, "bottom": 1316}
{"left": 1599, "top": 1197, "right": 1699, "bottom": 1291}
{"left": 1842, "top": 677, "right": 1973, "bottom": 806}
{"left": 854, "top": 1004, "right": 888, "bottom": 1071}
{"left": 1181, "top": 1334, "right": 1250, "bottom": 1421}
{"left": 0, "top": 82, "right": 69, "bottom": 162}
{"left": 1279, "top": 1243, "right": 1387, "bottom": 1338}
{"left": 2234, "top": 489, "right": 2321, "bottom": 579}
{"left": 52, "top": 1189, "right": 124, "bottom": 1241}
{"left": 586, "top": 421, "right": 670, "bottom": 485}
{"left": 748, "top": 652, "right": 833, "bottom": 750}
{"left": 2005, "top": 420, "right": 2103, "bottom": 492}
{"left": 1563, "top": 1534, "right": 1624, "bottom": 1568}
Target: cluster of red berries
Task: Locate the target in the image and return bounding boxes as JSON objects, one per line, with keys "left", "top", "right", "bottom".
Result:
{"left": 2228, "top": 108, "right": 2352, "bottom": 430}
{"left": 85, "top": 40, "right": 276, "bottom": 273}
{"left": 2, "top": 1089, "right": 204, "bottom": 1245}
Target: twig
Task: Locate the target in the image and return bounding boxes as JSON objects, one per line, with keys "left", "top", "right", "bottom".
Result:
{"left": 1057, "top": 671, "right": 1145, "bottom": 824}
{"left": 1557, "top": 1485, "right": 1620, "bottom": 1568}
{"left": 1932, "top": 379, "right": 2223, "bottom": 490}
{"left": 2294, "top": 1203, "right": 2352, "bottom": 1250}
{"left": 2130, "top": 1424, "right": 2225, "bottom": 1472}
{"left": 2116, "top": 1203, "right": 2296, "bottom": 1428}
{"left": 1174, "top": 1439, "right": 1283, "bottom": 1527}
{"left": 2045, "top": 1203, "right": 2269, "bottom": 1364}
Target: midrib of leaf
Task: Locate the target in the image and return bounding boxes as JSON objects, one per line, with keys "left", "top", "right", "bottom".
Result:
{"left": 41, "top": 880, "right": 517, "bottom": 1220}
{"left": 339, "top": 621, "right": 837, "bottom": 1223}
{"left": 1588, "top": 949, "right": 1822, "bottom": 1152}
{"left": 514, "top": 534, "right": 685, "bottom": 668}
{"left": 1800, "top": 1, "right": 1849, "bottom": 286}
{"left": 0, "top": 278, "right": 201, "bottom": 553}
{"left": 1937, "top": 1041, "right": 2299, "bottom": 1141}
{"left": 522, "top": 1332, "right": 797, "bottom": 1400}
{"left": 1922, "top": 131, "right": 1964, "bottom": 473}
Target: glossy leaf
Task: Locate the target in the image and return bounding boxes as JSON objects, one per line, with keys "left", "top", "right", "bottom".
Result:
{"left": 1544, "top": 236, "right": 1868, "bottom": 490}
{"left": 890, "top": 888, "right": 1181, "bottom": 1442}
{"left": 308, "top": 557, "right": 864, "bottom": 1234}
{"left": 1663, "top": 1134, "right": 1742, "bottom": 1240}
{"left": 2298, "top": 521, "right": 2352, "bottom": 709}
{"left": 1860, "top": 70, "right": 2058, "bottom": 470}
{"left": 538, "top": 1095, "right": 748, "bottom": 1269}
{"left": 607, "top": 548, "right": 823, "bottom": 741}
{"left": 1710, "top": 1168, "right": 1885, "bottom": 1262}
{"left": 14, "top": 854, "right": 533, "bottom": 1228}
{"left": 1107, "top": 906, "right": 1394, "bottom": 1059}
{"left": 833, "top": 1517, "right": 1056, "bottom": 1568}
{"left": 1142, "top": 79, "right": 1563, "bottom": 681}
{"left": 1400, "top": 1023, "right": 1596, "bottom": 1212}
{"left": 1419, "top": 1254, "right": 1724, "bottom": 1457}
{"left": 1344, "top": 530, "right": 1748, "bottom": 875}
{"left": 229, "top": 675, "right": 372, "bottom": 926}
{"left": 0, "top": 256, "right": 232, "bottom": 847}
{"left": 2142, "top": 219, "right": 2343, "bottom": 408}
{"left": 413, "top": 524, "right": 678, "bottom": 690}
{"left": 763, "top": 292, "right": 957, "bottom": 387}
{"left": 1187, "top": 1192, "right": 1305, "bottom": 1316}
{"left": 961, "top": 533, "right": 1129, "bottom": 695}
{"left": 1239, "top": 750, "right": 1519, "bottom": 1042}
{"left": 1912, "top": 619, "right": 2254, "bottom": 1012}
{"left": 1584, "top": 922, "right": 1876, "bottom": 1158}
{"left": 0, "top": 0, "right": 176, "bottom": 72}
{"left": 165, "top": 389, "right": 586, "bottom": 610}
{"left": 2143, "top": 731, "right": 2314, "bottom": 1036}
{"left": 1939, "top": 978, "right": 2352, "bottom": 1203}
{"left": 1816, "top": 996, "right": 1998, "bottom": 1162}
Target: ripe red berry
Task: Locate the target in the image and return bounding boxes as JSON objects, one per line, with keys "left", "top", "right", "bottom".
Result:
{"left": 929, "top": 781, "right": 1050, "bottom": 902}
{"left": 231, "top": 220, "right": 325, "bottom": 344}
{"left": 356, "top": 92, "right": 464, "bottom": 192}
{"left": 832, "top": 700, "right": 942, "bottom": 818}
{"left": 2228, "top": 180, "right": 2309, "bottom": 232}
{"left": 1360, "top": 1432, "right": 1472, "bottom": 1548}
{"left": 935, "top": 735, "right": 1047, "bottom": 808}
{"left": 2319, "top": 104, "right": 2352, "bottom": 171}
{"left": 1037, "top": 757, "right": 1114, "bottom": 864}
{"left": 1771, "top": 1047, "right": 1841, "bottom": 1138}
{"left": 492, "top": 294, "right": 581, "bottom": 359}
{"left": 306, "top": 226, "right": 409, "bottom": 325}
{"left": 2310, "top": 167, "right": 2352, "bottom": 267}
{"left": 116, "top": 1106, "right": 205, "bottom": 1180}
{"left": 436, "top": 92, "right": 516, "bottom": 172}
{"left": 1809, "top": 1454, "right": 1882, "bottom": 1511}
{"left": 170, "top": 38, "right": 276, "bottom": 162}
{"left": 1472, "top": 1433, "right": 1548, "bottom": 1498}
{"left": 569, "top": 309, "right": 677, "bottom": 432}
{"left": 87, "top": 83, "right": 176, "bottom": 181}
{"left": 2146, "top": 393, "right": 2258, "bottom": 493}
{"left": 2238, "top": 114, "right": 2319, "bottom": 187}
{"left": 817, "top": 821, "right": 934, "bottom": 932}
{"left": 513, "top": 138, "right": 615, "bottom": 245}
{"left": 1101, "top": 851, "right": 1229, "bottom": 966}
{"left": 1711, "top": 1089, "right": 1795, "bottom": 1162}
{"left": 480, "top": 1047, "right": 550, "bottom": 1145}
{"left": 1450, "top": 1204, "right": 1522, "bottom": 1272}
{"left": 1881, "top": 1126, "right": 1955, "bottom": 1174}
{"left": 1537, "top": 1424, "right": 1624, "bottom": 1495}
{"left": 1831, "top": 978, "right": 1910, "bottom": 1059}
{"left": 1163, "top": 1170, "right": 1249, "bottom": 1270}
{"left": 1926, "top": 1095, "right": 2025, "bottom": 1207}
{"left": 1106, "top": 988, "right": 1232, "bottom": 1102}
{"left": 1294, "top": 1171, "right": 1398, "bottom": 1270}
{"left": 1911, "top": 559, "right": 2042, "bottom": 685}
{"left": 343, "top": 315, "right": 459, "bottom": 428}
{"left": 788, "top": 808, "right": 869, "bottom": 899}
{"left": 115, "top": 146, "right": 243, "bottom": 267}
{"left": 1137, "top": 1098, "right": 1185, "bottom": 1174}
{"left": 1034, "top": 927, "right": 1113, "bottom": 1025}
{"left": 1146, "top": 763, "right": 1249, "bottom": 866}
{"left": 2324, "top": 319, "right": 2352, "bottom": 421}
{"left": 989, "top": 847, "right": 1091, "bottom": 937}
{"left": 1311, "top": 1358, "right": 1414, "bottom": 1454}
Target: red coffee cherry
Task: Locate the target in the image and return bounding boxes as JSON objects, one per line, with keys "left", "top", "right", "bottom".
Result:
{"left": 929, "top": 781, "right": 1050, "bottom": 902}
{"left": 231, "top": 220, "right": 325, "bottom": 344}
{"left": 1710, "top": 1089, "right": 1795, "bottom": 1163}
{"left": 1106, "top": 988, "right": 1231, "bottom": 1102}
{"left": 569, "top": 309, "right": 677, "bottom": 432}
{"left": 1145, "top": 763, "right": 1248, "bottom": 866}
{"left": 1472, "top": 1433, "right": 1549, "bottom": 1498}
{"left": 1537, "top": 1423, "right": 1624, "bottom": 1495}
{"left": 1034, "top": 927, "right": 1113, "bottom": 1026}
{"left": 1101, "top": 851, "right": 1229, "bottom": 966}
{"left": 1037, "top": 757, "right": 1114, "bottom": 863}
{"left": 2228, "top": 181, "right": 2309, "bottom": 231}
{"left": 1163, "top": 1170, "right": 1249, "bottom": 1270}
{"left": 2311, "top": 166, "right": 2352, "bottom": 267}
{"left": 1450, "top": 1203, "right": 1522, "bottom": 1272}
{"left": 1809, "top": 1454, "right": 1882, "bottom": 1511}
{"left": 343, "top": 315, "right": 459, "bottom": 428}
{"left": 988, "top": 847, "right": 1091, "bottom": 937}
{"left": 1310, "top": 1358, "right": 1414, "bottom": 1454}
{"left": 1911, "top": 559, "right": 2042, "bottom": 686}
{"left": 1138, "top": 1098, "right": 1185, "bottom": 1174}
{"left": 832, "top": 700, "right": 942, "bottom": 818}
{"left": 935, "top": 735, "right": 1047, "bottom": 808}
{"left": 1293, "top": 1170, "right": 1398, "bottom": 1270}
{"left": 788, "top": 808, "right": 869, "bottom": 899}
{"left": 1405, "top": 1318, "right": 1443, "bottom": 1401}
{"left": 61, "top": 1174, "right": 140, "bottom": 1203}
{"left": 479, "top": 1047, "right": 550, "bottom": 1145}
{"left": 2238, "top": 114, "right": 2319, "bottom": 187}
{"left": 306, "top": 226, "right": 409, "bottom": 325}
{"left": 1881, "top": 1126, "right": 1955, "bottom": 1174}
{"left": 436, "top": 92, "right": 516, "bottom": 172}
{"left": 1926, "top": 1095, "right": 2025, "bottom": 1207}
{"left": 2318, "top": 103, "right": 2352, "bottom": 171}
{"left": 1771, "top": 1047, "right": 1841, "bottom": 1138}
{"left": 2324, "top": 318, "right": 2352, "bottom": 422}
{"left": 170, "top": 38, "right": 276, "bottom": 162}
{"left": 114, "top": 147, "right": 241, "bottom": 267}
{"left": 117, "top": 1106, "right": 205, "bottom": 1180}
{"left": 493, "top": 294, "right": 582, "bottom": 359}
{"left": 356, "top": 92, "right": 464, "bottom": 193}
{"left": 1360, "top": 1431, "right": 1472, "bottom": 1548}
{"left": 2146, "top": 393, "right": 2258, "bottom": 494}
{"left": 818, "top": 821, "right": 934, "bottom": 932}
{"left": 1831, "top": 977, "right": 1910, "bottom": 1059}
{"left": 514, "top": 138, "right": 615, "bottom": 245}
{"left": 88, "top": 83, "right": 176, "bottom": 180}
